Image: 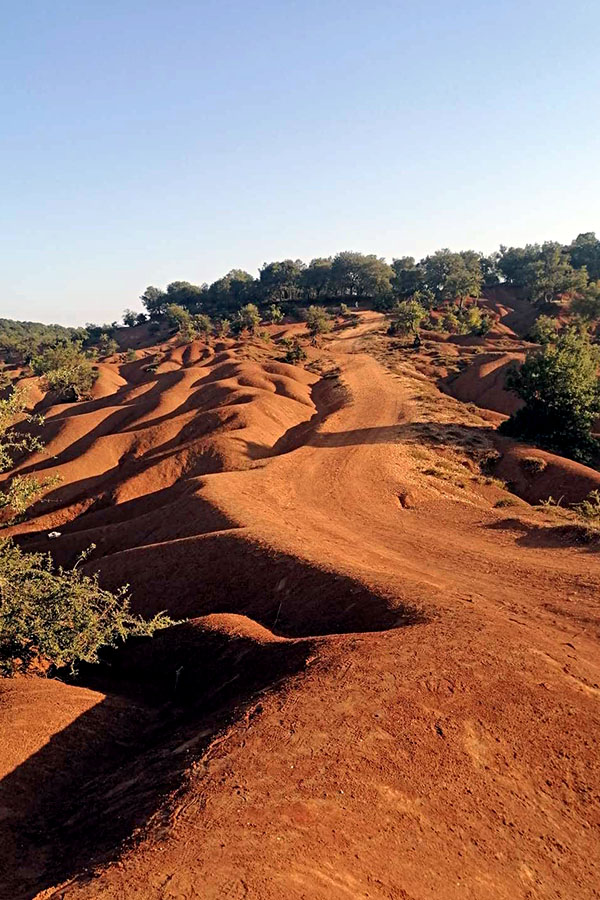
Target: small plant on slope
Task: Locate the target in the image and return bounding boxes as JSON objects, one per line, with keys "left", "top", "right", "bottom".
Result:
{"left": 0, "top": 541, "right": 174, "bottom": 676}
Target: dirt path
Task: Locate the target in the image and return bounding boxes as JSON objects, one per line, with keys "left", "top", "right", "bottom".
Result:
{"left": 2, "top": 326, "right": 599, "bottom": 899}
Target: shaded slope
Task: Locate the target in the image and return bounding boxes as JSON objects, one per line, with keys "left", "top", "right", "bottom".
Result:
{"left": 1, "top": 322, "right": 599, "bottom": 899}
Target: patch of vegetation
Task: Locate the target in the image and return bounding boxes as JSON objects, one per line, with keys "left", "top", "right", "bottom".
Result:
{"left": 0, "top": 541, "right": 174, "bottom": 676}
{"left": 282, "top": 337, "right": 307, "bottom": 364}
{"left": 528, "top": 314, "right": 560, "bottom": 345}
{"left": 388, "top": 299, "right": 426, "bottom": 337}
{"left": 494, "top": 497, "right": 520, "bottom": 508}
{"left": 573, "top": 489, "right": 600, "bottom": 521}
{"left": 520, "top": 456, "right": 547, "bottom": 475}
{"left": 306, "top": 305, "right": 333, "bottom": 339}
{"left": 500, "top": 328, "right": 600, "bottom": 463}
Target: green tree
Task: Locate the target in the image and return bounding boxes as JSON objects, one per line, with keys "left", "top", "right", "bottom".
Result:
{"left": 529, "top": 314, "right": 560, "bottom": 344}
{"left": 44, "top": 362, "right": 97, "bottom": 401}
{"left": 208, "top": 270, "right": 256, "bottom": 311}
{"left": 529, "top": 242, "right": 588, "bottom": 304}
{"left": 259, "top": 260, "right": 305, "bottom": 302}
{"left": 167, "top": 304, "right": 196, "bottom": 342}
{"left": 165, "top": 281, "right": 207, "bottom": 311}
{"left": 300, "top": 258, "right": 333, "bottom": 300}
{"left": 98, "top": 333, "right": 118, "bottom": 357}
{"left": 388, "top": 299, "right": 426, "bottom": 336}
{"left": 500, "top": 328, "right": 600, "bottom": 462}
{"left": 331, "top": 252, "right": 393, "bottom": 300}
{"left": 421, "top": 249, "right": 482, "bottom": 306}
{"left": 568, "top": 232, "right": 600, "bottom": 281}
{"left": 122, "top": 309, "right": 137, "bottom": 327}
{"left": 140, "top": 286, "right": 168, "bottom": 319}
{"left": 571, "top": 280, "right": 600, "bottom": 322}
{"left": 391, "top": 257, "right": 424, "bottom": 298}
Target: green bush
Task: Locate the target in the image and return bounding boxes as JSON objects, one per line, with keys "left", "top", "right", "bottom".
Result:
{"left": 44, "top": 361, "right": 98, "bottom": 401}
{"left": 282, "top": 338, "right": 307, "bottom": 363}
{"left": 529, "top": 314, "right": 560, "bottom": 344}
{"left": 267, "top": 304, "right": 284, "bottom": 324}
{"left": 0, "top": 540, "right": 174, "bottom": 676}
{"left": 306, "top": 305, "right": 333, "bottom": 338}
{"left": 500, "top": 328, "right": 600, "bottom": 462}
{"left": 388, "top": 299, "right": 426, "bottom": 336}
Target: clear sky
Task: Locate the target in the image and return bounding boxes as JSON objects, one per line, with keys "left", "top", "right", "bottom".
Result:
{"left": 2, "top": 0, "right": 599, "bottom": 326}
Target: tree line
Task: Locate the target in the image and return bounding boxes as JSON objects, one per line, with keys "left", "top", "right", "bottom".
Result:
{"left": 136, "top": 232, "right": 600, "bottom": 320}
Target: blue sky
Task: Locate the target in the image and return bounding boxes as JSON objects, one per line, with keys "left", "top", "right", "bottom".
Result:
{"left": 2, "top": 0, "right": 599, "bottom": 325}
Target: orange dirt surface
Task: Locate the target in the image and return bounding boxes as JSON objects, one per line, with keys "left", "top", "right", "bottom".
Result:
{"left": 1, "top": 313, "right": 600, "bottom": 900}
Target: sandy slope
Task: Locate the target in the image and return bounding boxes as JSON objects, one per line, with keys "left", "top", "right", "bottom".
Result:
{"left": 1, "top": 319, "right": 600, "bottom": 899}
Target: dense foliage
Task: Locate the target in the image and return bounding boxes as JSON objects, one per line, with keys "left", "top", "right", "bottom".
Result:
{"left": 132, "top": 233, "right": 600, "bottom": 325}
{"left": 500, "top": 329, "right": 600, "bottom": 462}
{"left": 0, "top": 540, "right": 173, "bottom": 675}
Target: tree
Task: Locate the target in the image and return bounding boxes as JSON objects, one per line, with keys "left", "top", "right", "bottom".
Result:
{"left": 498, "top": 242, "right": 587, "bottom": 302}
{"left": 166, "top": 304, "right": 196, "bottom": 342}
{"left": 234, "top": 303, "right": 261, "bottom": 335}
{"left": 571, "top": 280, "right": 600, "bottom": 322}
{"left": 140, "top": 286, "right": 168, "bottom": 319}
{"left": 421, "top": 250, "right": 482, "bottom": 306}
{"left": 500, "top": 328, "right": 600, "bottom": 462}
{"left": 391, "top": 257, "right": 424, "bottom": 298}
{"left": 0, "top": 540, "right": 173, "bottom": 676}
{"left": 568, "top": 232, "right": 600, "bottom": 281}
{"left": 301, "top": 258, "right": 333, "bottom": 300}
{"left": 528, "top": 242, "right": 587, "bottom": 304}
{"left": 306, "top": 305, "right": 333, "bottom": 339}
{"left": 165, "top": 281, "right": 207, "bottom": 311}
{"left": 259, "top": 260, "right": 305, "bottom": 302}
{"left": 122, "top": 309, "right": 137, "bottom": 327}
{"left": 208, "top": 270, "right": 256, "bottom": 311}
{"left": 98, "top": 333, "right": 118, "bottom": 357}
{"left": 330, "top": 252, "right": 393, "bottom": 300}
{"left": 388, "top": 299, "right": 426, "bottom": 336}
{"left": 529, "top": 314, "right": 560, "bottom": 344}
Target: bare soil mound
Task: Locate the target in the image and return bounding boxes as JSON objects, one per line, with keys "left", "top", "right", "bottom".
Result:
{"left": 443, "top": 350, "right": 525, "bottom": 415}
{"left": 2, "top": 319, "right": 600, "bottom": 900}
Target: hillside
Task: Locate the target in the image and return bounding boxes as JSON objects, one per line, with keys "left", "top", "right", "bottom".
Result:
{"left": 1, "top": 303, "right": 600, "bottom": 899}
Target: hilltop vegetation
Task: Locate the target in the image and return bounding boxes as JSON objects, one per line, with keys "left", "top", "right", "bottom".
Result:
{"left": 136, "top": 232, "right": 600, "bottom": 319}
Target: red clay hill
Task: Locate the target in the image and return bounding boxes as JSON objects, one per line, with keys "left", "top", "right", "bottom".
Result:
{"left": 1, "top": 303, "right": 600, "bottom": 899}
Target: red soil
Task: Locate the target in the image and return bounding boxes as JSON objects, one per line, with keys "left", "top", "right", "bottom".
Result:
{"left": 1, "top": 319, "right": 600, "bottom": 899}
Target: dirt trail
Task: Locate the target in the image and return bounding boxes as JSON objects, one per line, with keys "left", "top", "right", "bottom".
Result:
{"left": 1, "top": 320, "right": 600, "bottom": 899}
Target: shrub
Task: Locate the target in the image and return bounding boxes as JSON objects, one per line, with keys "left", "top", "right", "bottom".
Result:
{"left": 125, "top": 348, "right": 137, "bottom": 362}
{"left": 282, "top": 338, "right": 307, "bottom": 364}
{"left": 44, "top": 361, "right": 98, "bottom": 401}
{"left": 0, "top": 473, "right": 61, "bottom": 525}
{"left": 388, "top": 299, "right": 426, "bottom": 337}
{"left": 0, "top": 540, "right": 174, "bottom": 676}
{"left": 529, "top": 314, "right": 560, "bottom": 345}
{"left": 306, "top": 305, "right": 333, "bottom": 338}
{"left": 339, "top": 303, "right": 350, "bottom": 317}
{"left": 267, "top": 304, "right": 284, "bottom": 324}
{"left": 216, "top": 318, "right": 231, "bottom": 338}
{"left": 98, "top": 333, "right": 118, "bottom": 357}
{"left": 500, "top": 328, "right": 600, "bottom": 462}
{"left": 233, "top": 303, "right": 261, "bottom": 336}
{"left": 0, "top": 388, "right": 44, "bottom": 472}
{"left": 573, "top": 489, "right": 600, "bottom": 520}
{"left": 520, "top": 456, "right": 547, "bottom": 475}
